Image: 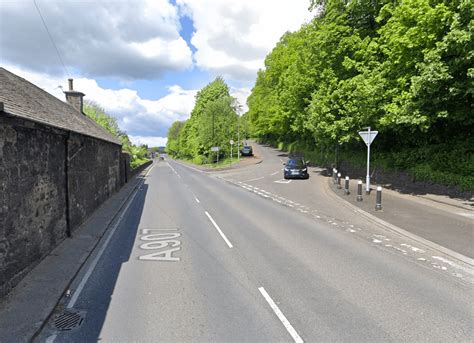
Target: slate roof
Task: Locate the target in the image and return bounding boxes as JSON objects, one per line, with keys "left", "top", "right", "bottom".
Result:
{"left": 0, "top": 68, "right": 121, "bottom": 145}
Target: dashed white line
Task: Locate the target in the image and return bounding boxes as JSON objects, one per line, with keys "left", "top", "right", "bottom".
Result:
{"left": 258, "top": 287, "right": 303, "bottom": 343}
{"left": 194, "top": 197, "right": 200, "bottom": 203}
{"left": 205, "top": 211, "right": 233, "bottom": 248}
{"left": 270, "top": 169, "right": 283, "bottom": 176}
{"left": 167, "top": 162, "right": 181, "bottom": 178}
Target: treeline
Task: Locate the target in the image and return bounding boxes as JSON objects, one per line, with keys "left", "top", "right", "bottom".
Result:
{"left": 83, "top": 102, "right": 150, "bottom": 168}
{"left": 167, "top": 77, "right": 245, "bottom": 164}
{"left": 247, "top": 0, "right": 473, "bottom": 190}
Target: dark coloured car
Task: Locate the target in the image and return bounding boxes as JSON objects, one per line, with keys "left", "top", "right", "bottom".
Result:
{"left": 241, "top": 145, "right": 253, "bottom": 156}
{"left": 283, "top": 157, "right": 309, "bottom": 179}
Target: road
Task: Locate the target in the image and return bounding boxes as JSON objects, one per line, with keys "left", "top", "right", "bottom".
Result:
{"left": 38, "top": 144, "right": 473, "bottom": 342}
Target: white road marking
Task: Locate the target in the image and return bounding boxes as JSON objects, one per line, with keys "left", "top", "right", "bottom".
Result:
{"left": 167, "top": 162, "right": 181, "bottom": 178}
{"left": 195, "top": 196, "right": 200, "bottom": 203}
{"left": 171, "top": 159, "right": 203, "bottom": 173}
{"left": 258, "top": 287, "right": 304, "bottom": 343}
{"left": 243, "top": 176, "right": 265, "bottom": 182}
{"left": 205, "top": 211, "right": 233, "bottom": 248}
{"left": 270, "top": 169, "right": 283, "bottom": 176}
{"left": 138, "top": 229, "right": 181, "bottom": 262}
{"left": 67, "top": 180, "right": 141, "bottom": 309}
{"left": 145, "top": 164, "right": 155, "bottom": 177}
{"left": 45, "top": 335, "right": 57, "bottom": 343}
{"left": 457, "top": 212, "right": 474, "bottom": 218}
{"left": 274, "top": 179, "right": 292, "bottom": 184}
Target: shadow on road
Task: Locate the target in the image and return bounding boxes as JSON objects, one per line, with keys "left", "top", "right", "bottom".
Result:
{"left": 67, "top": 179, "right": 148, "bottom": 341}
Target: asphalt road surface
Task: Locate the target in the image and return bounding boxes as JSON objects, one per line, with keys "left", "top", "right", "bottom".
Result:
{"left": 38, "top": 145, "right": 473, "bottom": 342}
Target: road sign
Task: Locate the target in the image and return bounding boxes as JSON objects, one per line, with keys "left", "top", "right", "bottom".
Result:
{"left": 358, "top": 127, "right": 378, "bottom": 193}
{"left": 211, "top": 146, "right": 220, "bottom": 152}
{"left": 358, "top": 130, "right": 378, "bottom": 146}
{"left": 230, "top": 140, "right": 234, "bottom": 145}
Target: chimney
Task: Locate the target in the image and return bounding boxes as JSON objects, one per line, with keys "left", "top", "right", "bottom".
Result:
{"left": 64, "top": 78, "right": 85, "bottom": 114}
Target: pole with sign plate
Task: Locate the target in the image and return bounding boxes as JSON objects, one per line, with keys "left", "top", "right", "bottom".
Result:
{"left": 211, "top": 146, "right": 220, "bottom": 165}
{"left": 358, "top": 127, "right": 378, "bottom": 194}
{"left": 230, "top": 140, "right": 234, "bottom": 167}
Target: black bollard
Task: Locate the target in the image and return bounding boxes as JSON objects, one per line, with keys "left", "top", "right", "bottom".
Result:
{"left": 357, "top": 180, "right": 363, "bottom": 202}
{"left": 375, "top": 186, "right": 382, "bottom": 210}
{"left": 344, "top": 176, "right": 350, "bottom": 195}
{"left": 333, "top": 168, "right": 337, "bottom": 184}
{"left": 337, "top": 173, "right": 342, "bottom": 189}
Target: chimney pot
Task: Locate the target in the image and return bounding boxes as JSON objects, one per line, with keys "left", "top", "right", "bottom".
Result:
{"left": 68, "top": 78, "right": 73, "bottom": 91}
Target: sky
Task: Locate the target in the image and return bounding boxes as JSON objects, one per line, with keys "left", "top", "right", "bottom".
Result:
{"left": 0, "top": 0, "right": 315, "bottom": 147}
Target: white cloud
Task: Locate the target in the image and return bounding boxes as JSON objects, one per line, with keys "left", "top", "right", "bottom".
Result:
{"left": 177, "top": 0, "right": 315, "bottom": 82}
{"left": 230, "top": 87, "right": 251, "bottom": 114}
{"left": 0, "top": 0, "right": 192, "bottom": 79}
{"left": 129, "top": 135, "right": 168, "bottom": 147}
{"left": 3, "top": 65, "right": 197, "bottom": 142}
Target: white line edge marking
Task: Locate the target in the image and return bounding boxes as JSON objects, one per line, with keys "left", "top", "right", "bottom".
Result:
{"left": 67, "top": 182, "right": 141, "bottom": 309}
{"left": 170, "top": 159, "right": 203, "bottom": 173}
{"left": 195, "top": 197, "right": 200, "bottom": 203}
{"left": 145, "top": 164, "right": 155, "bottom": 176}
{"left": 205, "top": 211, "right": 233, "bottom": 248}
{"left": 258, "top": 287, "right": 303, "bottom": 343}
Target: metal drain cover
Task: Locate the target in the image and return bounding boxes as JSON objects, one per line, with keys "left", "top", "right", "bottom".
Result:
{"left": 52, "top": 310, "right": 85, "bottom": 331}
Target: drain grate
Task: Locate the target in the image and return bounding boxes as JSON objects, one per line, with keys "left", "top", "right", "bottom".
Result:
{"left": 52, "top": 310, "right": 85, "bottom": 331}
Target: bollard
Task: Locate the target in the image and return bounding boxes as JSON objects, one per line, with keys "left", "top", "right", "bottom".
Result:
{"left": 357, "top": 180, "right": 363, "bottom": 202}
{"left": 337, "top": 173, "right": 342, "bottom": 189}
{"left": 375, "top": 186, "right": 382, "bottom": 210}
{"left": 344, "top": 176, "right": 350, "bottom": 195}
{"left": 333, "top": 169, "right": 337, "bottom": 184}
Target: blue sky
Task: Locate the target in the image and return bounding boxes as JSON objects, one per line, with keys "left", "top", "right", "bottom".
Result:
{"left": 1, "top": 0, "right": 314, "bottom": 146}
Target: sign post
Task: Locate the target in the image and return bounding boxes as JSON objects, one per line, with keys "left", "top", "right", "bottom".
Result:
{"left": 358, "top": 127, "right": 378, "bottom": 194}
{"left": 211, "top": 146, "right": 220, "bottom": 165}
{"left": 230, "top": 140, "right": 234, "bottom": 167}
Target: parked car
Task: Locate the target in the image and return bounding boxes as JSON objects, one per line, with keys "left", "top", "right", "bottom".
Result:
{"left": 283, "top": 157, "right": 309, "bottom": 179}
{"left": 241, "top": 145, "right": 253, "bottom": 156}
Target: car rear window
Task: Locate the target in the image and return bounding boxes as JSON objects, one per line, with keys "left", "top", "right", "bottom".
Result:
{"left": 287, "top": 159, "right": 304, "bottom": 167}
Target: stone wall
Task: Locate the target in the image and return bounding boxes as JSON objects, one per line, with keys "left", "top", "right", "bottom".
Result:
{"left": 0, "top": 117, "right": 67, "bottom": 296}
{"left": 67, "top": 133, "right": 121, "bottom": 230}
{"left": 0, "top": 116, "right": 124, "bottom": 296}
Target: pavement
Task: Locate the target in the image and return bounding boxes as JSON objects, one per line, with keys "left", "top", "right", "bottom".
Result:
{"left": 0, "top": 142, "right": 472, "bottom": 342}
{"left": 328, "top": 174, "right": 473, "bottom": 261}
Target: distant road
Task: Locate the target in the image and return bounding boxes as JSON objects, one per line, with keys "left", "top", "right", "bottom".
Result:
{"left": 39, "top": 147, "right": 473, "bottom": 342}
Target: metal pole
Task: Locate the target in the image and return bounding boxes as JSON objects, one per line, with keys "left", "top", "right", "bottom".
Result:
{"left": 357, "top": 180, "right": 363, "bottom": 201}
{"left": 237, "top": 118, "right": 240, "bottom": 161}
{"left": 230, "top": 144, "right": 232, "bottom": 167}
{"left": 344, "top": 176, "right": 350, "bottom": 195}
{"left": 366, "top": 126, "right": 371, "bottom": 194}
{"left": 337, "top": 173, "right": 341, "bottom": 189}
{"left": 375, "top": 186, "right": 382, "bottom": 210}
